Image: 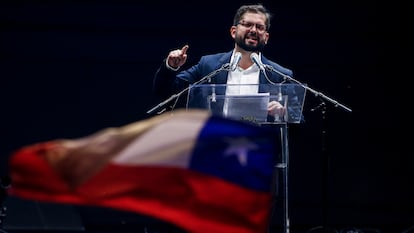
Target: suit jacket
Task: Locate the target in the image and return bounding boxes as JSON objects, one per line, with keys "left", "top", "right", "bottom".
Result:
{"left": 153, "top": 51, "right": 293, "bottom": 101}
{"left": 152, "top": 51, "right": 304, "bottom": 123}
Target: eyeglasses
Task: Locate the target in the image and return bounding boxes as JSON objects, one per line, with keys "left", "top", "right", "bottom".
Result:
{"left": 237, "top": 21, "right": 267, "bottom": 32}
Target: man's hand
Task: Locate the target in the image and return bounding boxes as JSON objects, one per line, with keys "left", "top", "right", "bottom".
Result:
{"left": 267, "top": 101, "right": 285, "bottom": 117}
{"left": 167, "top": 45, "right": 189, "bottom": 69}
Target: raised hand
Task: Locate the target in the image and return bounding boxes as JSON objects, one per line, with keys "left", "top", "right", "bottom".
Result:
{"left": 167, "top": 45, "right": 189, "bottom": 69}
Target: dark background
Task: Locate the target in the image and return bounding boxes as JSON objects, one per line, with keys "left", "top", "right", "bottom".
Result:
{"left": 0, "top": 1, "right": 409, "bottom": 233}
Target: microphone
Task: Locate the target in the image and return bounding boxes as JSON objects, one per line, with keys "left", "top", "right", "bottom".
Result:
{"left": 250, "top": 52, "right": 266, "bottom": 72}
{"left": 230, "top": 52, "right": 242, "bottom": 71}
{"left": 211, "top": 85, "right": 216, "bottom": 102}
{"left": 250, "top": 52, "right": 280, "bottom": 86}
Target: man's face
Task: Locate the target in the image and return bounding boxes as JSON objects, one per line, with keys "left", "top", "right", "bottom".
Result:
{"left": 232, "top": 12, "right": 269, "bottom": 52}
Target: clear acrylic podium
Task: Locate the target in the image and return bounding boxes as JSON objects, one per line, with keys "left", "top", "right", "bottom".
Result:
{"left": 186, "top": 83, "right": 306, "bottom": 233}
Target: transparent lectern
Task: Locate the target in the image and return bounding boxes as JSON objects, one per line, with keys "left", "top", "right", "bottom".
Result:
{"left": 186, "top": 83, "right": 306, "bottom": 233}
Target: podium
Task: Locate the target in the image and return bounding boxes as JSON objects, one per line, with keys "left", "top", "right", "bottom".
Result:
{"left": 186, "top": 83, "right": 305, "bottom": 124}
{"left": 186, "top": 83, "right": 306, "bottom": 233}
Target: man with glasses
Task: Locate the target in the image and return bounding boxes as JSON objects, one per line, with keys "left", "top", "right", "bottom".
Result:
{"left": 152, "top": 4, "right": 293, "bottom": 121}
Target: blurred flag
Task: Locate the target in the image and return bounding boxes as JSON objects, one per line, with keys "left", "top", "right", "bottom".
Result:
{"left": 8, "top": 109, "right": 279, "bottom": 233}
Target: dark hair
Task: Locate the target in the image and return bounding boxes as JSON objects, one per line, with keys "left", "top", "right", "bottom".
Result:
{"left": 233, "top": 4, "right": 272, "bottom": 30}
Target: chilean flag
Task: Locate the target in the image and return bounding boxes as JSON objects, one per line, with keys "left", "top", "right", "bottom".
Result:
{"left": 8, "top": 109, "right": 279, "bottom": 233}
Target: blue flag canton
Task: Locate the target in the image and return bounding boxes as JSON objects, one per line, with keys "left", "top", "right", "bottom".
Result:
{"left": 189, "top": 116, "right": 279, "bottom": 192}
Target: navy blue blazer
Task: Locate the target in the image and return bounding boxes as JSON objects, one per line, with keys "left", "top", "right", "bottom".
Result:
{"left": 153, "top": 51, "right": 304, "bottom": 123}
{"left": 153, "top": 51, "right": 293, "bottom": 101}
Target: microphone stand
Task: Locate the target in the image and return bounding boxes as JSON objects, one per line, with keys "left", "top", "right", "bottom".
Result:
{"left": 265, "top": 65, "right": 351, "bottom": 233}
{"left": 147, "top": 63, "right": 231, "bottom": 115}
{"left": 265, "top": 65, "right": 352, "bottom": 113}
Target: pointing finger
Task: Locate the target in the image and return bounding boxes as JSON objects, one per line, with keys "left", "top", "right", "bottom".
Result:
{"left": 181, "top": 45, "right": 189, "bottom": 55}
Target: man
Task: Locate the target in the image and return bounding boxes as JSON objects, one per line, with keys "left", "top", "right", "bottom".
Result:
{"left": 152, "top": 4, "right": 296, "bottom": 122}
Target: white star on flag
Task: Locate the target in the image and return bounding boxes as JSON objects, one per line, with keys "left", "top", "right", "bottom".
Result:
{"left": 224, "top": 137, "right": 259, "bottom": 166}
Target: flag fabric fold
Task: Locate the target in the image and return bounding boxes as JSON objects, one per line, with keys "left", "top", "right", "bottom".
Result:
{"left": 8, "top": 109, "right": 280, "bottom": 233}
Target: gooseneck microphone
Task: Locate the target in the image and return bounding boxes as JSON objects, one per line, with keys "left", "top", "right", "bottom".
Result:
{"left": 230, "top": 52, "right": 242, "bottom": 71}
{"left": 250, "top": 52, "right": 266, "bottom": 72}
{"left": 250, "top": 52, "right": 279, "bottom": 85}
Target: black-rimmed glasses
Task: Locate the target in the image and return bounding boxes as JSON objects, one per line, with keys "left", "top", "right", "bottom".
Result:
{"left": 237, "top": 21, "right": 267, "bottom": 32}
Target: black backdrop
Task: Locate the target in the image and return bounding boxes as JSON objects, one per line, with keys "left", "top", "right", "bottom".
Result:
{"left": 0, "top": 1, "right": 409, "bottom": 233}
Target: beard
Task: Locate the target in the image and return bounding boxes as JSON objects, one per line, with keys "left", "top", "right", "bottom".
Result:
{"left": 235, "top": 33, "right": 266, "bottom": 52}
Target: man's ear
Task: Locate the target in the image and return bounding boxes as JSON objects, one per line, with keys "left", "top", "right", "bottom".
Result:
{"left": 230, "top": 26, "right": 237, "bottom": 39}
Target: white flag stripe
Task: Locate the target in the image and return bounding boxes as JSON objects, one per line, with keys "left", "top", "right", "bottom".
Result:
{"left": 113, "top": 111, "right": 209, "bottom": 167}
